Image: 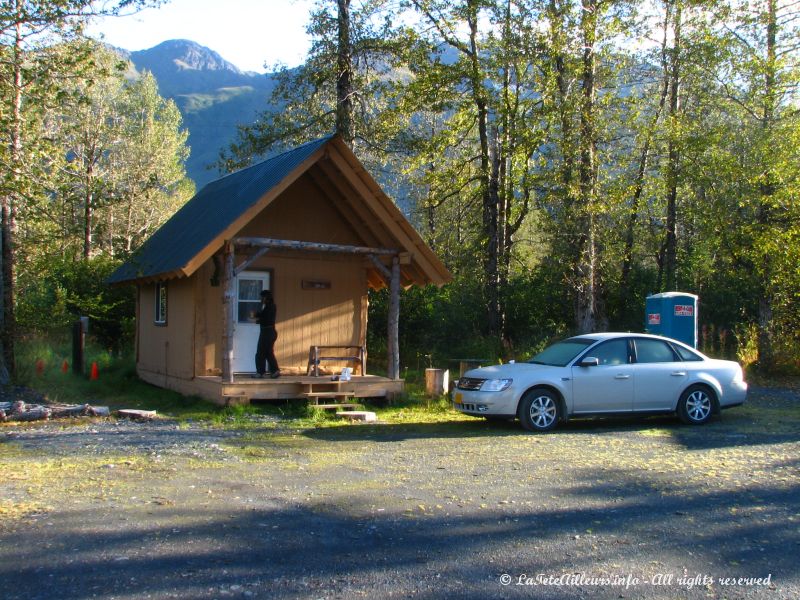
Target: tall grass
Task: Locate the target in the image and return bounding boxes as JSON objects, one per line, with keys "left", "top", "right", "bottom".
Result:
{"left": 14, "top": 336, "right": 466, "bottom": 426}
{"left": 15, "top": 336, "right": 218, "bottom": 419}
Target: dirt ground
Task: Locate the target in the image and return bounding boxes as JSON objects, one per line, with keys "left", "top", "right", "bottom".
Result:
{"left": 1, "top": 386, "right": 798, "bottom": 600}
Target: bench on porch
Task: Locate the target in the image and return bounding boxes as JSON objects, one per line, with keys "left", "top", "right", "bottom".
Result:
{"left": 306, "top": 345, "right": 366, "bottom": 377}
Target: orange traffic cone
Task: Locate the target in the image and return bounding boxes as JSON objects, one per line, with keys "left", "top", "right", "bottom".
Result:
{"left": 90, "top": 361, "right": 99, "bottom": 381}
{"left": 35, "top": 358, "right": 45, "bottom": 376}
{"left": 61, "top": 360, "right": 69, "bottom": 374}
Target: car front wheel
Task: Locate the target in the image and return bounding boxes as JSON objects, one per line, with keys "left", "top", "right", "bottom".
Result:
{"left": 677, "top": 385, "right": 715, "bottom": 425}
{"left": 518, "top": 389, "right": 561, "bottom": 432}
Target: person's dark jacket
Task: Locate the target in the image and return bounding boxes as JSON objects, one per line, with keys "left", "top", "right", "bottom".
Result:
{"left": 257, "top": 302, "right": 276, "bottom": 329}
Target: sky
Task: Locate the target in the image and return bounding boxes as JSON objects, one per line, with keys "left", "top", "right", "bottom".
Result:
{"left": 86, "top": 0, "right": 316, "bottom": 73}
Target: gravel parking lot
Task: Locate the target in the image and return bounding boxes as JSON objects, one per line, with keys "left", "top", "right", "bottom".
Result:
{"left": 1, "top": 386, "right": 798, "bottom": 599}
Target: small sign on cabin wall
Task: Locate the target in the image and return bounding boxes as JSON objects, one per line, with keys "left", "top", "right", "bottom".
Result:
{"left": 302, "top": 279, "right": 332, "bottom": 290}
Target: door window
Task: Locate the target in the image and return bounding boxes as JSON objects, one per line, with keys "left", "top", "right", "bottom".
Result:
{"left": 586, "top": 339, "right": 630, "bottom": 366}
{"left": 237, "top": 275, "right": 271, "bottom": 323}
{"left": 635, "top": 338, "right": 678, "bottom": 363}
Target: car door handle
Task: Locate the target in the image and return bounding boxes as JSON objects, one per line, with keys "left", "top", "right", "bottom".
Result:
{"left": 614, "top": 374, "right": 630, "bottom": 380}
{"left": 671, "top": 371, "right": 687, "bottom": 377}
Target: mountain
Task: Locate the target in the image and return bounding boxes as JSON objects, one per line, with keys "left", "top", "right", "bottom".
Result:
{"left": 125, "top": 40, "right": 278, "bottom": 188}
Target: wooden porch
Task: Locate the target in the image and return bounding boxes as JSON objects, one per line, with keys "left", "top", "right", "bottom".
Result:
{"left": 137, "top": 367, "right": 403, "bottom": 406}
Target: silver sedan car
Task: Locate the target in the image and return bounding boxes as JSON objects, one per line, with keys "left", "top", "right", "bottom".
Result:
{"left": 453, "top": 333, "right": 747, "bottom": 432}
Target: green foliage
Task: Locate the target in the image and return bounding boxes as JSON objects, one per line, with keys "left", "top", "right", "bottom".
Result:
{"left": 369, "top": 264, "right": 573, "bottom": 367}
{"left": 7, "top": 0, "right": 800, "bottom": 380}
{"left": 14, "top": 335, "right": 219, "bottom": 418}
{"left": 24, "top": 43, "right": 194, "bottom": 260}
{"left": 16, "top": 255, "right": 134, "bottom": 352}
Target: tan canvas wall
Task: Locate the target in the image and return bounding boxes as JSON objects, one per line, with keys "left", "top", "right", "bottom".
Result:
{"left": 137, "top": 278, "right": 195, "bottom": 379}
{"left": 238, "top": 174, "right": 365, "bottom": 245}
{"left": 194, "top": 260, "right": 224, "bottom": 376}
{"left": 231, "top": 173, "right": 370, "bottom": 372}
{"left": 141, "top": 172, "right": 373, "bottom": 379}
{"left": 264, "top": 254, "right": 367, "bottom": 370}
{"left": 191, "top": 254, "right": 367, "bottom": 375}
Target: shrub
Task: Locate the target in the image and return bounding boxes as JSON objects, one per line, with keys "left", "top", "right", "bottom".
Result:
{"left": 17, "top": 255, "right": 135, "bottom": 353}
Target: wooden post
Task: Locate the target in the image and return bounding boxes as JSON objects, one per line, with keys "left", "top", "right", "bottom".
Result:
{"left": 425, "top": 368, "right": 449, "bottom": 396}
{"left": 388, "top": 256, "right": 400, "bottom": 380}
{"left": 221, "top": 242, "right": 236, "bottom": 383}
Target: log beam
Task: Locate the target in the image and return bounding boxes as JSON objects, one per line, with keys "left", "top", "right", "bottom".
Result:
{"left": 368, "top": 255, "right": 391, "bottom": 281}
{"left": 388, "top": 256, "right": 401, "bottom": 380}
{"left": 233, "top": 237, "right": 397, "bottom": 257}
{"left": 234, "top": 247, "right": 270, "bottom": 277}
{"left": 221, "top": 242, "right": 235, "bottom": 383}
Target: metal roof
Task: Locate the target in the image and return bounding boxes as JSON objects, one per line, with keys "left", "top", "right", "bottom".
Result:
{"left": 108, "top": 135, "right": 334, "bottom": 284}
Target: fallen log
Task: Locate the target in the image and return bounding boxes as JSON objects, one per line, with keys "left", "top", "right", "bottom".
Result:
{"left": 0, "top": 400, "right": 112, "bottom": 422}
{"left": 116, "top": 409, "right": 157, "bottom": 421}
{"left": 49, "top": 404, "right": 109, "bottom": 418}
{"left": 10, "top": 406, "right": 52, "bottom": 421}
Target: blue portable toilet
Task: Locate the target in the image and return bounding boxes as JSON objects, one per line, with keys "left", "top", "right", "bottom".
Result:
{"left": 645, "top": 292, "right": 699, "bottom": 348}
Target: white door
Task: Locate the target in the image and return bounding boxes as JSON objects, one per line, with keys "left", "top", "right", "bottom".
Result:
{"left": 570, "top": 338, "right": 634, "bottom": 413}
{"left": 631, "top": 337, "right": 686, "bottom": 411}
{"left": 232, "top": 271, "right": 271, "bottom": 374}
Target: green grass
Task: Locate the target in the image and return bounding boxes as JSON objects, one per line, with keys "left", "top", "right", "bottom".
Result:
{"left": 14, "top": 337, "right": 469, "bottom": 426}
{"left": 15, "top": 337, "right": 222, "bottom": 420}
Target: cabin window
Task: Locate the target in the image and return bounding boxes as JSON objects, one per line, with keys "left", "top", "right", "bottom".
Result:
{"left": 237, "top": 271, "right": 272, "bottom": 323}
{"left": 154, "top": 282, "right": 167, "bottom": 325}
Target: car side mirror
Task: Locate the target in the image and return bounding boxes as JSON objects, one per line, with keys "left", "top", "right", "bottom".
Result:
{"left": 579, "top": 357, "right": 600, "bottom": 367}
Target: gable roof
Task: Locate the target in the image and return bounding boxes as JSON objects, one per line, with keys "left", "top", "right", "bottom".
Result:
{"left": 108, "top": 135, "right": 451, "bottom": 288}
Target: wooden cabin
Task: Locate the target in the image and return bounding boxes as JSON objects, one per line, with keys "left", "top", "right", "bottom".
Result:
{"left": 109, "top": 135, "right": 451, "bottom": 405}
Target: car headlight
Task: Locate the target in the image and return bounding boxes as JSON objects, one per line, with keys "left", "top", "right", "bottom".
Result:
{"left": 480, "top": 378, "right": 513, "bottom": 392}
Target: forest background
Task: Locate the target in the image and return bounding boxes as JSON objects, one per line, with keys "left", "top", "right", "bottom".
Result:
{"left": 1, "top": 0, "right": 799, "bottom": 381}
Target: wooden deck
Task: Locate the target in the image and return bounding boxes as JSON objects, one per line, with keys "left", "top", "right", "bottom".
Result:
{"left": 137, "top": 368, "right": 403, "bottom": 405}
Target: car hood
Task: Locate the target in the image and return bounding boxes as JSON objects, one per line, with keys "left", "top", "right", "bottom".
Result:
{"left": 463, "top": 363, "right": 559, "bottom": 378}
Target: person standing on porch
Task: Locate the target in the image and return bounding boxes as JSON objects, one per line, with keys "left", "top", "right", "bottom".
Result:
{"left": 254, "top": 290, "right": 280, "bottom": 378}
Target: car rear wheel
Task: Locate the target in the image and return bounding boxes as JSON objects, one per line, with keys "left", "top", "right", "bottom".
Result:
{"left": 518, "top": 389, "right": 560, "bottom": 432}
{"left": 678, "top": 385, "right": 714, "bottom": 425}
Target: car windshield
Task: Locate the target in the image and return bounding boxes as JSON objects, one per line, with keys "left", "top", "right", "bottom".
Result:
{"left": 528, "top": 338, "right": 596, "bottom": 367}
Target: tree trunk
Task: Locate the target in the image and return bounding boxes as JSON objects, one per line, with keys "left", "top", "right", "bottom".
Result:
{"left": 460, "top": 2, "right": 502, "bottom": 338}
{"left": 575, "top": 0, "right": 600, "bottom": 334}
{"left": 756, "top": 0, "right": 777, "bottom": 371}
{"left": 663, "top": 0, "right": 682, "bottom": 292}
{"left": 83, "top": 159, "right": 94, "bottom": 259}
{"left": 1, "top": 7, "right": 25, "bottom": 377}
{"left": 336, "top": 0, "right": 355, "bottom": 146}
{"left": 620, "top": 1, "right": 673, "bottom": 303}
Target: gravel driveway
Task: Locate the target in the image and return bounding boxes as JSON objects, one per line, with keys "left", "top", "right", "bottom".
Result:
{"left": 1, "top": 386, "right": 798, "bottom": 600}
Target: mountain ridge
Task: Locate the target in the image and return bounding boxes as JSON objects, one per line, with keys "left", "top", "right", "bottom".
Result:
{"left": 123, "top": 39, "right": 278, "bottom": 187}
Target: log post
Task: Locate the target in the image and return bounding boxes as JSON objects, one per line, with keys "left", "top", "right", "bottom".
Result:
{"left": 221, "top": 242, "right": 236, "bottom": 383}
{"left": 388, "top": 255, "right": 400, "bottom": 380}
{"left": 425, "top": 368, "right": 449, "bottom": 396}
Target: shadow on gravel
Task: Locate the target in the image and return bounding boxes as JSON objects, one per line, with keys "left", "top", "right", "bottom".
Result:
{"left": 0, "top": 422, "right": 242, "bottom": 455}
{"left": 301, "top": 409, "right": 796, "bottom": 452}
{"left": 1, "top": 474, "right": 797, "bottom": 600}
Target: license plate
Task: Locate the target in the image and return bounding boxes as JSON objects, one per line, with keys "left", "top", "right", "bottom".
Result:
{"left": 454, "top": 392, "right": 463, "bottom": 405}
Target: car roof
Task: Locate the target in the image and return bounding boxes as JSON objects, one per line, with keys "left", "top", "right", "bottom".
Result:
{"left": 571, "top": 332, "right": 680, "bottom": 343}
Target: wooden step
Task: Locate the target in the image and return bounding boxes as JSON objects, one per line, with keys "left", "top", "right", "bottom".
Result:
{"left": 313, "top": 403, "right": 362, "bottom": 410}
